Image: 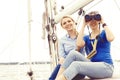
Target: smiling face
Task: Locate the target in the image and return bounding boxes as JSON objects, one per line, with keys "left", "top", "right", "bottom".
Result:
{"left": 61, "top": 16, "right": 75, "bottom": 31}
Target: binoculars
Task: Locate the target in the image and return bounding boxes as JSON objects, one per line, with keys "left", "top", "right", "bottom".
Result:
{"left": 85, "top": 14, "right": 101, "bottom": 22}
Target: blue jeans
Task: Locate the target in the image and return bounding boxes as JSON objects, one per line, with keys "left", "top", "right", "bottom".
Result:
{"left": 49, "top": 64, "right": 61, "bottom": 80}
{"left": 62, "top": 50, "right": 114, "bottom": 80}
{"left": 49, "top": 63, "right": 85, "bottom": 80}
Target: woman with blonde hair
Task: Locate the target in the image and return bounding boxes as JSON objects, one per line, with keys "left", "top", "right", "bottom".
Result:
{"left": 49, "top": 15, "right": 85, "bottom": 80}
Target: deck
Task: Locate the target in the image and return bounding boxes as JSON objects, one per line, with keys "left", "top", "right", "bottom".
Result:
{"left": 0, "top": 61, "right": 119, "bottom": 80}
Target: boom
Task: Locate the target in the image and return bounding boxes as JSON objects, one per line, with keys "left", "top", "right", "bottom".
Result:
{"left": 54, "top": 0, "right": 94, "bottom": 23}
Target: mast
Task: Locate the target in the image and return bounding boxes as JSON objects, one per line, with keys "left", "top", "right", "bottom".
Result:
{"left": 27, "top": 0, "right": 33, "bottom": 80}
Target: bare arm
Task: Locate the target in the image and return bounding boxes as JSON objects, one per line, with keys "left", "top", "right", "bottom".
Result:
{"left": 76, "top": 20, "right": 86, "bottom": 50}
{"left": 103, "top": 24, "right": 115, "bottom": 42}
{"left": 101, "top": 17, "right": 115, "bottom": 42}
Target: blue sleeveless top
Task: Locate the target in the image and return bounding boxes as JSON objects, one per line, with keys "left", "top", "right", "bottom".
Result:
{"left": 84, "top": 30, "right": 113, "bottom": 64}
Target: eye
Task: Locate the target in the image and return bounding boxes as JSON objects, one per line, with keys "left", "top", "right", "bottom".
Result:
{"left": 67, "top": 20, "right": 71, "bottom": 23}
{"left": 63, "top": 22, "right": 66, "bottom": 25}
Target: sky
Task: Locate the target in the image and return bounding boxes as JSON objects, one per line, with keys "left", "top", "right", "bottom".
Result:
{"left": 0, "top": 0, "right": 120, "bottom": 63}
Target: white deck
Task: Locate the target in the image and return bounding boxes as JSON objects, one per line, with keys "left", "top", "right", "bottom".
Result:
{"left": 0, "top": 61, "right": 119, "bottom": 80}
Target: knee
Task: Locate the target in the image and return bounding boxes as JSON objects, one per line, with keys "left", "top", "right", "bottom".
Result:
{"left": 67, "top": 61, "right": 80, "bottom": 76}
{"left": 69, "top": 50, "right": 78, "bottom": 57}
{"left": 70, "top": 61, "right": 80, "bottom": 70}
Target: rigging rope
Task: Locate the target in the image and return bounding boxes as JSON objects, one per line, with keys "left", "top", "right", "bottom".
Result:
{"left": 44, "top": 0, "right": 59, "bottom": 71}
{"left": 113, "top": 0, "right": 120, "bottom": 11}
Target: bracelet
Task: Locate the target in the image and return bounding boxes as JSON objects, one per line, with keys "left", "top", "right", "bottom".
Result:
{"left": 102, "top": 23, "right": 107, "bottom": 28}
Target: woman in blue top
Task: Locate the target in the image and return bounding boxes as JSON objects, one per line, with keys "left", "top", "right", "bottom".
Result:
{"left": 49, "top": 15, "right": 84, "bottom": 80}
{"left": 56, "top": 11, "right": 115, "bottom": 80}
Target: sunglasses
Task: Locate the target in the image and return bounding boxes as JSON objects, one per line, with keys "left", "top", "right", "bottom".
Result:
{"left": 85, "top": 14, "right": 101, "bottom": 22}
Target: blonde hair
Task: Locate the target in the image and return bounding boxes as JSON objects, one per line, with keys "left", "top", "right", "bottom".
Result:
{"left": 60, "top": 15, "right": 75, "bottom": 26}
